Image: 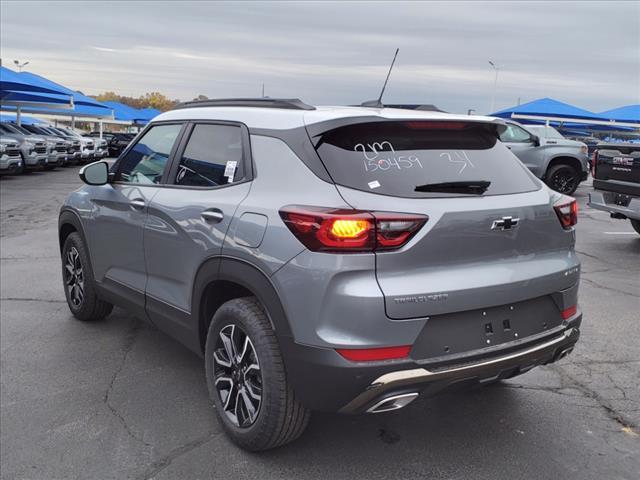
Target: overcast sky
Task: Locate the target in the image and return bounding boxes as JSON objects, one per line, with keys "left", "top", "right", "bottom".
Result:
{"left": 1, "top": 1, "right": 638, "bottom": 114}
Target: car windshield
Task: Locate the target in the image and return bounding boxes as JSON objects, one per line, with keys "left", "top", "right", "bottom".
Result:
{"left": 0, "top": 124, "right": 17, "bottom": 134}
{"left": 11, "top": 124, "right": 33, "bottom": 135}
{"left": 314, "top": 120, "right": 539, "bottom": 198}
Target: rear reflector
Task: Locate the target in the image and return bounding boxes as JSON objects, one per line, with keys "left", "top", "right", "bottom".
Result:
{"left": 336, "top": 345, "right": 412, "bottom": 362}
{"left": 561, "top": 305, "right": 577, "bottom": 320}
{"left": 280, "top": 206, "right": 427, "bottom": 253}
{"left": 553, "top": 196, "right": 578, "bottom": 230}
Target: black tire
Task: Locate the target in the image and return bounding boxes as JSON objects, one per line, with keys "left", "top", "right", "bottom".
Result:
{"left": 61, "top": 232, "right": 113, "bottom": 321}
{"left": 205, "top": 297, "right": 310, "bottom": 451}
{"left": 631, "top": 219, "right": 640, "bottom": 235}
{"left": 545, "top": 164, "right": 580, "bottom": 195}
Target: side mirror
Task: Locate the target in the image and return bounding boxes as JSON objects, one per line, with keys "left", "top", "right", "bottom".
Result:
{"left": 531, "top": 135, "right": 541, "bottom": 147}
{"left": 79, "top": 161, "right": 110, "bottom": 186}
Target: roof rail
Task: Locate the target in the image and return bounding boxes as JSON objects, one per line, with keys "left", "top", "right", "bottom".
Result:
{"left": 175, "top": 98, "right": 316, "bottom": 111}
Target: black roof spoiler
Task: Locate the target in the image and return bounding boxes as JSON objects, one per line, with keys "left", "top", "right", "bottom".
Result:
{"left": 175, "top": 98, "right": 315, "bottom": 111}
{"left": 357, "top": 103, "right": 446, "bottom": 113}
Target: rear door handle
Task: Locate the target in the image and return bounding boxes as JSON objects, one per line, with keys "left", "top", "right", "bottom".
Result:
{"left": 201, "top": 209, "right": 224, "bottom": 223}
{"left": 130, "top": 198, "right": 146, "bottom": 210}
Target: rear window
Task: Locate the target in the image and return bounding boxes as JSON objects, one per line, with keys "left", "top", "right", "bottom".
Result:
{"left": 315, "top": 121, "right": 539, "bottom": 197}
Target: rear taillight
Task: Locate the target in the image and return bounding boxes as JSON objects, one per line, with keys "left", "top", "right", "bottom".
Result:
{"left": 279, "top": 206, "right": 427, "bottom": 253}
{"left": 336, "top": 345, "right": 412, "bottom": 362}
{"left": 561, "top": 305, "right": 577, "bottom": 320}
{"left": 591, "top": 150, "right": 599, "bottom": 177}
{"left": 553, "top": 196, "right": 578, "bottom": 230}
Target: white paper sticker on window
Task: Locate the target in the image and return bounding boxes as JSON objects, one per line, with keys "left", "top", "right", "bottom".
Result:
{"left": 224, "top": 161, "right": 238, "bottom": 183}
{"left": 368, "top": 180, "right": 381, "bottom": 189}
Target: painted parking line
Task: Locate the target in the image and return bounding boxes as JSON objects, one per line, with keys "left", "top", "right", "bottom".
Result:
{"left": 603, "top": 232, "right": 637, "bottom": 235}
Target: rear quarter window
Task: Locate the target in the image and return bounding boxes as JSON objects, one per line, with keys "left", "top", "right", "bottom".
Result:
{"left": 315, "top": 121, "right": 539, "bottom": 197}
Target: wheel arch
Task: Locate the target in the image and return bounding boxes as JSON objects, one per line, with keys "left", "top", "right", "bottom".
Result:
{"left": 193, "top": 256, "right": 293, "bottom": 354}
{"left": 544, "top": 155, "right": 584, "bottom": 179}
{"left": 58, "top": 209, "right": 87, "bottom": 253}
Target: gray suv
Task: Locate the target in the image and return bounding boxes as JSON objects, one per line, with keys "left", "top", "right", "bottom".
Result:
{"left": 499, "top": 121, "right": 590, "bottom": 195}
{"left": 59, "top": 99, "right": 582, "bottom": 451}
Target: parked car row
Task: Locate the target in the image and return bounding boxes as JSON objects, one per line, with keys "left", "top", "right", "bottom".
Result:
{"left": 0, "top": 122, "right": 119, "bottom": 175}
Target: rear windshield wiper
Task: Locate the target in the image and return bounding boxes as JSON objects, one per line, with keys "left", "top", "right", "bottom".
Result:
{"left": 414, "top": 180, "right": 491, "bottom": 195}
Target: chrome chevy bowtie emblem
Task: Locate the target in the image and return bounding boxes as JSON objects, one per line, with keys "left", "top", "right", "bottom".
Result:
{"left": 491, "top": 216, "right": 520, "bottom": 231}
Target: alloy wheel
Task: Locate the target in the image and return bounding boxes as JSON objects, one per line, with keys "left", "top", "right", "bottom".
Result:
{"left": 64, "top": 246, "right": 84, "bottom": 307}
{"left": 550, "top": 168, "right": 577, "bottom": 194}
{"left": 213, "top": 324, "right": 262, "bottom": 428}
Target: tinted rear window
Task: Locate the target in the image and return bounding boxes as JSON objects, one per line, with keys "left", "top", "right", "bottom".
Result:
{"left": 315, "top": 121, "right": 539, "bottom": 197}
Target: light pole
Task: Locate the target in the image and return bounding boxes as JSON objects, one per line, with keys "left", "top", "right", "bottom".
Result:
{"left": 13, "top": 60, "right": 29, "bottom": 71}
{"left": 488, "top": 60, "right": 499, "bottom": 114}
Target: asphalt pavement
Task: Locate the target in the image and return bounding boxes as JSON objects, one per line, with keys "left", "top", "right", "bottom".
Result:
{"left": 1, "top": 167, "right": 638, "bottom": 480}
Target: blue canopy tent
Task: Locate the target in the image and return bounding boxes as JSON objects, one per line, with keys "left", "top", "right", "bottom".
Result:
{"left": 491, "top": 97, "right": 639, "bottom": 130}
{"left": 1, "top": 90, "right": 73, "bottom": 106}
{"left": 599, "top": 105, "right": 640, "bottom": 124}
{"left": 136, "top": 107, "right": 161, "bottom": 123}
{"left": 1, "top": 66, "right": 74, "bottom": 123}
{"left": 4, "top": 72, "right": 112, "bottom": 122}
{"left": 1, "top": 67, "right": 113, "bottom": 129}
{"left": 102, "top": 101, "right": 138, "bottom": 122}
{"left": 0, "top": 66, "right": 71, "bottom": 95}
{"left": 102, "top": 102, "right": 161, "bottom": 126}
{"left": 4, "top": 102, "right": 114, "bottom": 118}
{"left": 491, "top": 97, "right": 605, "bottom": 121}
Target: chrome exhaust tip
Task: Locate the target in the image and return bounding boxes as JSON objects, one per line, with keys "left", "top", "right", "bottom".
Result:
{"left": 556, "top": 346, "right": 574, "bottom": 361}
{"left": 366, "top": 392, "right": 419, "bottom": 414}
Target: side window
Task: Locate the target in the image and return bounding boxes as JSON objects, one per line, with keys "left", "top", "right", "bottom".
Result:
{"left": 175, "top": 124, "right": 244, "bottom": 187}
{"left": 117, "top": 124, "right": 182, "bottom": 184}
{"left": 500, "top": 124, "right": 533, "bottom": 143}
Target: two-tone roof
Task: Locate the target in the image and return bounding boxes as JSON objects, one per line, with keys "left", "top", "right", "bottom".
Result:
{"left": 154, "top": 98, "right": 506, "bottom": 131}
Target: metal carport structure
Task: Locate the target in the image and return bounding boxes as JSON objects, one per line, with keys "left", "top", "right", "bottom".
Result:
{"left": 491, "top": 97, "right": 640, "bottom": 129}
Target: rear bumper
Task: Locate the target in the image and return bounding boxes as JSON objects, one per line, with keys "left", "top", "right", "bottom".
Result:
{"left": 588, "top": 191, "right": 640, "bottom": 221}
{"left": 281, "top": 314, "right": 581, "bottom": 414}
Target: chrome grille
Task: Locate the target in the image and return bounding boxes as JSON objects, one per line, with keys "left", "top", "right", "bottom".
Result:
{"left": 5, "top": 147, "right": 21, "bottom": 157}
